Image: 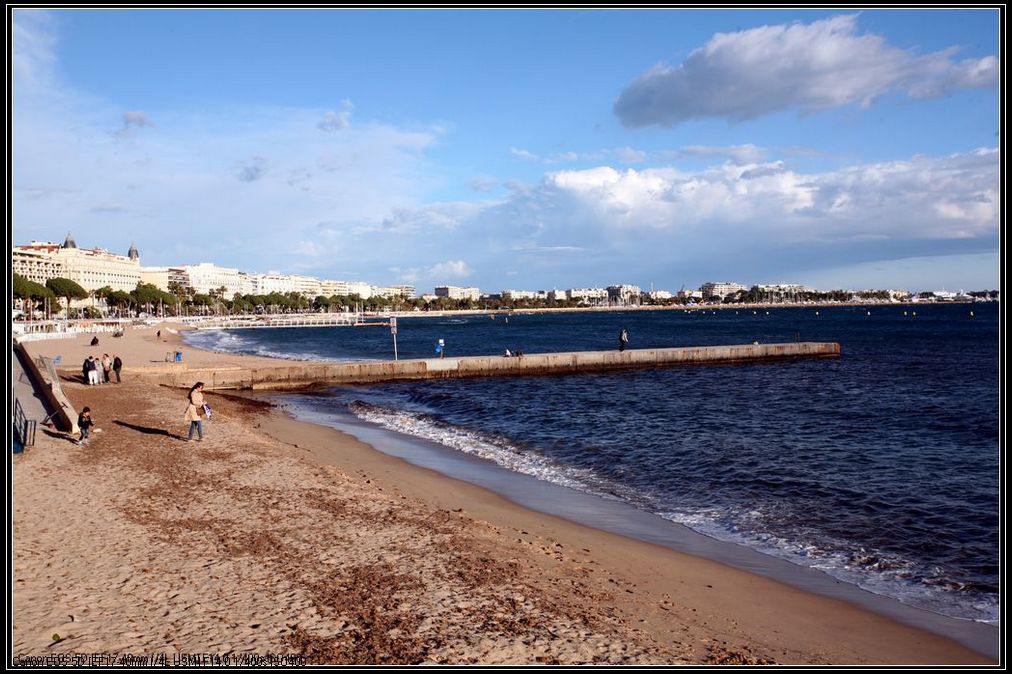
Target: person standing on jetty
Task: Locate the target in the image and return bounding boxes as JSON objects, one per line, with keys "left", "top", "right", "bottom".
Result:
{"left": 184, "top": 382, "right": 206, "bottom": 442}
{"left": 619, "top": 328, "right": 629, "bottom": 352}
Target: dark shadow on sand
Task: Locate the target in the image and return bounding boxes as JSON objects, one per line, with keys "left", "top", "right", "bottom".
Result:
{"left": 113, "top": 420, "right": 185, "bottom": 441}
{"left": 41, "top": 428, "right": 79, "bottom": 444}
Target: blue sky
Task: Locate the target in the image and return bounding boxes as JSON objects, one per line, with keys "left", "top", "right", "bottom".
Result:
{"left": 12, "top": 9, "right": 1001, "bottom": 292}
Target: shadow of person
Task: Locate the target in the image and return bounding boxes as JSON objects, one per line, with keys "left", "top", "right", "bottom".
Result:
{"left": 113, "top": 420, "right": 184, "bottom": 440}
{"left": 41, "top": 428, "right": 79, "bottom": 444}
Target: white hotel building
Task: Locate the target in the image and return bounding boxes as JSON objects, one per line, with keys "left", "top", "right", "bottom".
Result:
{"left": 435, "top": 285, "right": 481, "bottom": 301}
{"left": 12, "top": 235, "right": 141, "bottom": 292}
{"left": 701, "top": 281, "right": 747, "bottom": 300}
{"left": 179, "top": 263, "right": 248, "bottom": 297}
{"left": 567, "top": 288, "right": 608, "bottom": 304}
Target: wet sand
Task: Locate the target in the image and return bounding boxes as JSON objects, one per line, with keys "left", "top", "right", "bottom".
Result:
{"left": 12, "top": 325, "right": 995, "bottom": 664}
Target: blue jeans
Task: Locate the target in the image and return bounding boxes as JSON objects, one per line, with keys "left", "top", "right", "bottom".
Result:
{"left": 188, "top": 420, "right": 203, "bottom": 440}
{"left": 79, "top": 427, "right": 90, "bottom": 443}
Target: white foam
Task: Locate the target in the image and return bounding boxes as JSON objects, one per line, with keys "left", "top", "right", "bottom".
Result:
{"left": 348, "top": 402, "right": 640, "bottom": 504}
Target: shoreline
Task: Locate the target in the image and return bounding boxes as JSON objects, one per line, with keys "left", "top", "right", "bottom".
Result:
{"left": 14, "top": 325, "right": 998, "bottom": 663}
{"left": 254, "top": 397, "right": 994, "bottom": 663}
{"left": 262, "top": 392, "right": 998, "bottom": 659}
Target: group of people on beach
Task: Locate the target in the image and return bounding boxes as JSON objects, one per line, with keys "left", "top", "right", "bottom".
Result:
{"left": 82, "top": 354, "right": 122, "bottom": 385}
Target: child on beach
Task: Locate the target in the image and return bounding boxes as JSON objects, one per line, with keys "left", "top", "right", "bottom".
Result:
{"left": 77, "top": 407, "right": 94, "bottom": 445}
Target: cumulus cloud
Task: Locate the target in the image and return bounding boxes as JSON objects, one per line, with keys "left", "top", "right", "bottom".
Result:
{"left": 428, "top": 259, "right": 472, "bottom": 279}
{"left": 615, "top": 14, "right": 998, "bottom": 127}
{"left": 541, "top": 149, "right": 997, "bottom": 242}
{"left": 318, "top": 99, "right": 354, "bottom": 132}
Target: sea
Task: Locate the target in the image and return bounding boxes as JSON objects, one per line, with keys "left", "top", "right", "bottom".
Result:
{"left": 183, "top": 303, "right": 1000, "bottom": 630}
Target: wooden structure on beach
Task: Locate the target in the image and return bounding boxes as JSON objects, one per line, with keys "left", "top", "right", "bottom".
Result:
{"left": 146, "top": 342, "right": 841, "bottom": 391}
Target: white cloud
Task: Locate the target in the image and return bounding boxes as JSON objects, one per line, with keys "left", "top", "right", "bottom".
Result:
{"left": 428, "top": 260, "right": 472, "bottom": 279}
{"left": 541, "top": 149, "right": 997, "bottom": 240}
{"left": 510, "top": 146, "right": 539, "bottom": 161}
{"left": 615, "top": 14, "right": 998, "bottom": 127}
{"left": 317, "top": 99, "right": 354, "bottom": 132}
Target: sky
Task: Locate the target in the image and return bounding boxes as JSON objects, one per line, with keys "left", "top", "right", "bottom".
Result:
{"left": 11, "top": 8, "right": 1002, "bottom": 292}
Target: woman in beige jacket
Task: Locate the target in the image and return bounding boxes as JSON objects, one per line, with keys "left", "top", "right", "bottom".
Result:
{"left": 184, "top": 381, "right": 205, "bottom": 442}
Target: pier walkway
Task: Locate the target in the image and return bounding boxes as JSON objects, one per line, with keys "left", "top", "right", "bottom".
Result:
{"left": 145, "top": 342, "right": 841, "bottom": 391}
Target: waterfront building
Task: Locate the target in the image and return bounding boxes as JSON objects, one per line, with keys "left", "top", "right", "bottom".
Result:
{"left": 391, "top": 284, "right": 417, "bottom": 299}
{"left": 566, "top": 288, "right": 608, "bottom": 304}
{"left": 318, "top": 280, "right": 373, "bottom": 299}
{"left": 370, "top": 286, "right": 405, "bottom": 300}
{"left": 701, "top": 281, "right": 747, "bottom": 300}
{"left": 139, "top": 267, "right": 171, "bottom": 292}
{"left": 181, "top": 263, "right": 246, "bottom": 297}
{"left": 607, "top": 284, "right": 641, "bottom": 305}
{"left": 435, "top": 285, "right": 481, "bottom": 301}
{"left": 13, "top": 235, "right": 141, "bottom": 292}
{"left": 288, "top": 275, "right": 322, "bottom": 298}
{"left": 547, "top": 289, "right": 568, "bottom": 302}
{"left": 12, "top": 243, "right": 66, "bottom": 285}
{"left": 678, "top": 288, "right": 704, "bottom": 300}
{"left": 755, "top": 284, "right": 816, "bottom": 302}
{"left": 501, "top": 289, "right": 537, "bottom": 300}
{"left": 648, "top": 290, "right": 673, "bottom": 300}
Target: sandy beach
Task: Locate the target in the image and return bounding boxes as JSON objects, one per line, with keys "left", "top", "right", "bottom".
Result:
{"left": 12, "top": 325, "right": 994, "bottom": 664}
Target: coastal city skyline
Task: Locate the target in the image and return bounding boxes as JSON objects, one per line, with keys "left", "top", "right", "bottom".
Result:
{"left": 14, "top": 233, "right": 992, "bottom": 302}
{"left": 12, "top": 9, "right": 1000, "bottom": 292}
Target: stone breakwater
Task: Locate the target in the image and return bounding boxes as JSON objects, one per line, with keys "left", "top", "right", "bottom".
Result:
{"left": 143, "top": 342, "right": 841, "bottom": 391}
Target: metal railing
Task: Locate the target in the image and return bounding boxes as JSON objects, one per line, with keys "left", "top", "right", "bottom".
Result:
{"left": 13, "top": 398, "right": 36, "bottom": 448}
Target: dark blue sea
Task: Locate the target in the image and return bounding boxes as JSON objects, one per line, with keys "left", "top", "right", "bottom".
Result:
{"left": 184, "top": 303, "right": 1000, "bottom": 625}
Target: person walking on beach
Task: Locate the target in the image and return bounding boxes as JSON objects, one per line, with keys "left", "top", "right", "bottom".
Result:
{"left": 101, "top": 354, "right": 112, "bottom": 384}
{"left": 184, "top": 382, "right": 206, "bottom": 442}
{"left": 112, "top": 355, "right": 123, "bottom": 383}
{"left": 77, "top": 407, "right": 94, "bottom": 445}
{"left": 619, "top": 328, "right": 629, "bottom": 352}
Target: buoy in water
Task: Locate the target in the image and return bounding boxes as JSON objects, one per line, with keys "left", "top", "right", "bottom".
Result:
{"left": 815, "top": 311, "right": 820, "bottom": 316}
{"left": 970, "top": 310, "right": 974, "bottom": 317}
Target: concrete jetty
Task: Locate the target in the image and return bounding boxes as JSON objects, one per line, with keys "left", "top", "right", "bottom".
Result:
{"left": 146, "top": 342, "right": 841, "bottom": 391}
